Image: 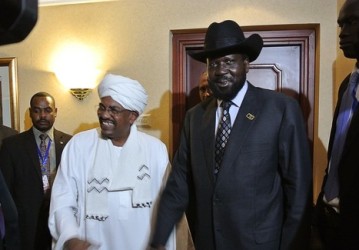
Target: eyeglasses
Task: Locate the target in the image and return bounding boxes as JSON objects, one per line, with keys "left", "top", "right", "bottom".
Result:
{"left": 97, "top": 103, "right": 132, "bottom": 116}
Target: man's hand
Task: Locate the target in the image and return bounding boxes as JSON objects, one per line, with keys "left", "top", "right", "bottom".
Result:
{"left": 64, "top": 238, "right": 91, "bottom": 250}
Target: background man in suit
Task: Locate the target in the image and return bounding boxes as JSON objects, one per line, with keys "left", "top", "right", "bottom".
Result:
{"left": 315, "top": 1, "right": 359, "bottom": 249}
{"left": 0, "top": 92, "right": 72, "bottom": 250}
{"left": 0, "top": 125, "right": 19, "bottom": 250}
{"left": 151, "top": 20, "right": 312, "bottom": 250}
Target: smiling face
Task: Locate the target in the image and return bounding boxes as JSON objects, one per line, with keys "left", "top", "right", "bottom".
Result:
{"left": 97, "top": 96, "right": 138, "bottom": 146}
{"left": 338, "top": 0, "right": 359, "bottom": 59}
{"left": 207, "top": 53, "right": 249, "bottom": 101}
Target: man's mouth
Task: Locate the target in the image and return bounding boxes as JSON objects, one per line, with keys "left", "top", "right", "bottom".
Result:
{"left": 216, "top": 80, "right": 230, "bottom": 88}
{"left": 100, "top": 120, "right": 115, "bottom": 128}
{"left": 38, "top": 120, "right": 49, "bottom": 125}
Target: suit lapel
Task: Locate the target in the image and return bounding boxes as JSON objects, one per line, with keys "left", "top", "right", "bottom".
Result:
{"left": 328, "top": 75, "right": 350, "bottom": 160}
{"left": 332, "top": 74, "right": 359, "bottom": 159}
{"left": 343, "top": 108, "right": 359, "bottom": 154}
{"left": 54, "top": 129, "right": 66, "bottom": 168}
{"left": 216, "top": 85, "right": 260, "bottom": 183}
{"left": 24, "top": 129, "right": 42, "bottom": 178}
{"left": 201, "top": 99, "right": 217, "bottom": 184}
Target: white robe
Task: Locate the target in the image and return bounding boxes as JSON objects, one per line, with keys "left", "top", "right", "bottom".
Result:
{"left": 49, "top": 127, "right": 176, "bottom": 250}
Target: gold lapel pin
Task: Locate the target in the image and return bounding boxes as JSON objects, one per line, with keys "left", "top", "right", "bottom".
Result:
{"left": 246, "top": 113, "right": 255, "bottom": 120}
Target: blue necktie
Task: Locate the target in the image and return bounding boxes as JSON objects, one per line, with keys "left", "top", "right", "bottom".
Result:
{"left": 324, "top": 71, "right": 359, "bottom": 201}
{"left": 214, "top": 101, "right": 232, "bottom": 174}
{"left": 39, "top": 134, "right": 51, "bottom": 193}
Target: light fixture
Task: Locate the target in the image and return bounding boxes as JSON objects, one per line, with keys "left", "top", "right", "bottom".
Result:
{"left": 55, "top": 67, "right": 100, "bottom": 101}
{"left": 51, "top": 42, "right": 102, "bottom": 100}
{"left": 69, "top": 88, "right": 92, "bottom": 100}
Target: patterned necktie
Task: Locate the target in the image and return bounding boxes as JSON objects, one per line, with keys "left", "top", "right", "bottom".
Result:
{"left": 214, "top": 101, "right": 232, "bottom": 174}
{"left": 39, "top": 134, "right": 51, "bottom": 192}
{"left": 324, "top": 71, "right": 359, "bottom": 201}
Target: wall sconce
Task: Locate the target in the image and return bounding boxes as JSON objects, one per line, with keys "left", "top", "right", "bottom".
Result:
{"left": 69, "top": 88, "right": 91, "bottom": 100}
{"left": 51, "top": 42, "right": 102, "bottom": 101}
{"left": 55, "top": 67, "right": 100, "bottom": 101}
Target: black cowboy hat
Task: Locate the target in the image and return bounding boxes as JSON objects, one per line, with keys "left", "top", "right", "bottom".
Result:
{"left": 190, "top": 20, "right": 263, "bottom": 63}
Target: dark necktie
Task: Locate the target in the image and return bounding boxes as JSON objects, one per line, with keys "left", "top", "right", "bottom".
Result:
{"left": 214, "top": 101, "right": 232, "bottom": 174}
{"left": 39, "top": 134, "right": 51, "bottom": 193}
{"left": 324, "top": 71, "right": 359, "bottom": 201}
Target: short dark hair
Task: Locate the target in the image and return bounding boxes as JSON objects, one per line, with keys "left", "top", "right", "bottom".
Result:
{"left": 30, "top": 92, "right": 56, "bottom": 107}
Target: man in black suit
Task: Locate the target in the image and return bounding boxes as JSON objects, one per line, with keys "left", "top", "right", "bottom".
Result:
{"left": 0, "top": 92, "right": 72, "bottom": 250}
{"left": 315, "top": 1, "right": 359, "bottom": 249}
{"left": 0, "top": 125, "right": 19, "bottom": 250}
{"left": 151, "top": 20, "right": 312, "bottom": 250}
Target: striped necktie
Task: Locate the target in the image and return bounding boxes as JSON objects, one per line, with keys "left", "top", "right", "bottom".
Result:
{"left": 214, "top": 101, "right": 232, "bottom": 175}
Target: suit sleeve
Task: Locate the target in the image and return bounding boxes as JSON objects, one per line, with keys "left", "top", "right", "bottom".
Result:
{"left": 0, "top": 170, "right": 21, "bottom": 250}
{"left": 0, "top": 140, "right": 15, "bottom": 194}
{"left": 279, "top": 99, "right": 312, "bottom": 250}
{"left": 0, "top": 139, "right": 21, "bottom": 249}
{"left": 151, "top": 113, "right": 192, "bottom": 247}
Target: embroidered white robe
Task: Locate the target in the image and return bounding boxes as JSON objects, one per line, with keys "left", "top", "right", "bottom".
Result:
{"left": 49, "top": 127, "right": 176, "bottom": 250}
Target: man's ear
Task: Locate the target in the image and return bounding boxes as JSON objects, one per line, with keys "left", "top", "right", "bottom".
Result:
{"left": 244, "top": 58, "right": 250, "bottom": 73}
{"left": 129, "top": 111, "right": 139, "bottom": 125}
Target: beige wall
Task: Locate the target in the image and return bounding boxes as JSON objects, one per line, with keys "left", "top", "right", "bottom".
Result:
{"left": 0, "top": 0, "right": 350, "bottom": 200}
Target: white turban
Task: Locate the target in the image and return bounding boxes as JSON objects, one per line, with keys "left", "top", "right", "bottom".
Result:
{"left": 98, "top": 74, "right": 148, "bottom": 115}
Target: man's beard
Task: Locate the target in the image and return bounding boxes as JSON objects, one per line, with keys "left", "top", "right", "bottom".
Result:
{"left": 208, "top": 76, "right": 246, "bottom": 101}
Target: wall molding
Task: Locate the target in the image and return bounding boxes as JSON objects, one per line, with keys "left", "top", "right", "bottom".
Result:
{"left": 39, "top": 0, "right": 116, "bottom": 7}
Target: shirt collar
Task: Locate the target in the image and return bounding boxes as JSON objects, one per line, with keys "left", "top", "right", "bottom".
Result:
{"left": 352, "top": 65, "right": 359, "bottom": 74}
{"left": 352, "top": 66, "right": 359, "bottom": 101}
{"left": 33, "top": 126, "right": 54, "bottom": 141}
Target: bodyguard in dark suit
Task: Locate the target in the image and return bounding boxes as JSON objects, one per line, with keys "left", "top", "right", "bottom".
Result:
{"left": 315, "top": 1, "right": 359, "bottom": 249}
{"left": 151, "top": 20, "right": 312, "bottom": 250}
{"left": 0, "top": 92, "right": 72, "bottom": 250}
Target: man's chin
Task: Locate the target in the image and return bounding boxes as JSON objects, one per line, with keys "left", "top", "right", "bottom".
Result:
{"left": 341, "top": 48, "right": 359, "bottom": 59}
{"left": 35, "top": 126, "right": 50, "bottom": 132}
{"left": 212, "top": 91, "right": 236, "bottom": 101}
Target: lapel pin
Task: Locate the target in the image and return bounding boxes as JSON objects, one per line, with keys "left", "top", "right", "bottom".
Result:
{"left": 246, "top": 113, "right": 255, "bottom": 120}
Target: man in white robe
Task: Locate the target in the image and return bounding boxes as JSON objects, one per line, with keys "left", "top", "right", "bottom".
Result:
{"left": 49, "top": 74, "right": 176, "bottom": 250}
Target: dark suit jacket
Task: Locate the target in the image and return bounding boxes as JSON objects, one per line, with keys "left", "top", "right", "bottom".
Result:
{"left": 318, "top": 74, "right": 359, "bottom": 248}
{"left": 152, "top": 84, "right": 312, "bottom": 250}
{"left": 0, "top": 128, "right": 72, "bottom": 250}
{"left": 0, "top": 125, "right": 19, "bottom": 250}
{"left": 0, "top": 125, "right": 18, "bottom": 148}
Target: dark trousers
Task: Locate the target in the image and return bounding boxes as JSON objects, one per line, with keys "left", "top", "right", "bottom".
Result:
{"left": 314, "top": 195, "right": 341, "bottom": 250}
{"left": 33, "top": 195, "right": 52, "bottom": 250}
